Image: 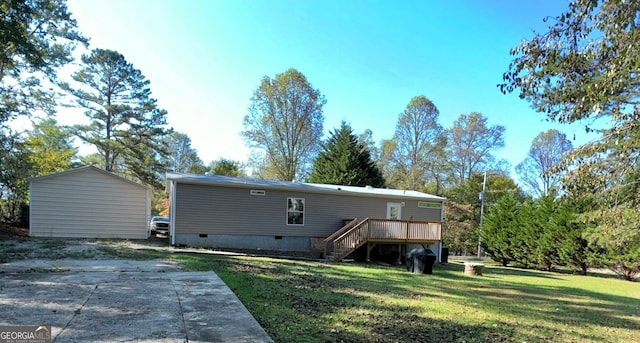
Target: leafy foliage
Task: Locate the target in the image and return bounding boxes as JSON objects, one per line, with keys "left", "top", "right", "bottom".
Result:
{"left": 446, "top": 112, "right": 505, "bottom": 185}
{"left": 516, "top": 129, "right": 573, "bottom": 197}
{"left": 24, "top": 117, "right": 77, "bottom": 176}
{"left": 0, "top": 0, "right": 87, "bottom": 123}
{"left": 309, "top": 121, "right": 384, "bottom": 187}
{"left": 209, "top": 158, "right": 245, "bottom": 177}
{"left": 381, "top": 96, "right": 446, "bottom": 190}
{"left": 0, "top": 130, "right": 32, "bottom": 225}
{"left": 61, "top": 48, "right": 171, "bottom": 189}
{"left": 441, "top": 201, "right": 476, "bottom": 255}
{"left": 164, "top": 132, "right": 203, "bottom": 173}
{"left": 243, "top": 68, "right": 325, "bottom": 181}
{"left": 501, "top": 0, "right": 640, "bottom": 279}
{"left": 584, "top": 207, "right": 640, "bottom": 281}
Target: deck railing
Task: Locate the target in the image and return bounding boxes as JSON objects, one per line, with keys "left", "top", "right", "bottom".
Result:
{"left": 323, "top": 218, "right": 358, "bottom": 258}
{"left": 330, "top": 218, "right": 441, "bottom": 261}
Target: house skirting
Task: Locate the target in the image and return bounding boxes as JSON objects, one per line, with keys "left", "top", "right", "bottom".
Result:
{"left": 174, "top": 234, "right": 316, "bottom": 253}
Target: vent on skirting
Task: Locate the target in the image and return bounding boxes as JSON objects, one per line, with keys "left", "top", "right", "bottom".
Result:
{"left": 250, "top": 189, "right": 266, "bottom": 196}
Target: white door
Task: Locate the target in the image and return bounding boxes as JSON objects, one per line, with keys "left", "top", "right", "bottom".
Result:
{"left": 386, "top": 202, "right": 402, "bottom": 220}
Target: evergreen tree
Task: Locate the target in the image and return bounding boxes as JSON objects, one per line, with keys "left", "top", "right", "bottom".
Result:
{"left": 209, "top": 158, "right": 245, "bottom": 177}
{"left": 61, "top": 48, "right": 171, "bottom": 189}
{"left": 510, "top": 199, "right": 536, "bottom": 268}
{"left": 309, "top": 122, "right": 384, "bottom": 187}
{"left": 481, "top": 193, "right": 522, "bottom": 266}
{"left": 555, "top": 198, "right": 590, "bottom": 275}
{"left": 500, "top": 0, "right": 640, "bottom": 280}
{"left": 530, "top": 195, "right": 562, "bottom": 271}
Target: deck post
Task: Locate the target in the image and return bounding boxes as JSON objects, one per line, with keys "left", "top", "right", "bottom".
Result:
{"left": 366, "top": 242, "right": 371, "bottom": 262}
{"left": 397, "top": 243, "right": 402, "bottom": 265}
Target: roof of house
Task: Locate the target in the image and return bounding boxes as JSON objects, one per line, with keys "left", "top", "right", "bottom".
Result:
{"left": 166, "top": 172, "right": 445, "bottom": 201}
{"left": 29, "top": 166, "right": 150, "bottom": 190}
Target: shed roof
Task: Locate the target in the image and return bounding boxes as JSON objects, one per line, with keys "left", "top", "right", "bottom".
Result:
{"left": 29, "top": 166, "right": 150, "bottom": 190}
{"left": 166, "top": 172, "right": 445, "bottom": 201}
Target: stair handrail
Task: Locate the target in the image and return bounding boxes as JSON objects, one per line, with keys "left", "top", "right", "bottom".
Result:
{"left": 323, "top": 218, "right": 358, "bottom": 258}
{"left": 332, "top": 218, "right": 370, "bottom": 261}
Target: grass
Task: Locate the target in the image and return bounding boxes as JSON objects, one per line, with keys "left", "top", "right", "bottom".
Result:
{"left": 2, "top": 237, "right": 638, "bottom": 342}
{"left": 174, "top": 254, "right": 640, "bottom": 343}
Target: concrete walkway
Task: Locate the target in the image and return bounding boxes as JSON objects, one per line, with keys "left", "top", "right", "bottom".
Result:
{"left": 0, "top": 260, "right": 273, "bottom": 343}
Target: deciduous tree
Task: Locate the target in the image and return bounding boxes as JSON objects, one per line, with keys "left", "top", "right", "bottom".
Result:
{"left": 442, "top": 201, "right": 475, "bottom": 256}
{"left": 164, "top": 132, "right": 203, "bottom": 173}
{"left": 309, "top": 121, "right": 384, "bottom": 187}
{"left": 447, "top": 113, "right": 505, "bottom": 185}
{"left": 24, "top": 117, "right": 77, "bottom": 176}
{"left": 516, "top": 130, "right": 573, "bottom": 197}
{"left": 0, "top": 0, "right": 86, "bottom": 124}
{"left": 500, "top": 0, "right": 640, "bottom": 279}
{"left": 242, "top": 68, "right": 325, "bottom": 181}
{"left": 384, "top": 96, "right": 446, "bottom": 190}
{"left": 61, "top": 48, "right": 171, "bottom": 189}
{"left": 0, "top": 131, "right": 32, "bottom": 225}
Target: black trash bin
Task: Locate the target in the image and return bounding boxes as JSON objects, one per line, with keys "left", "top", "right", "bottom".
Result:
{"left": 406, "top": 248, "right": 437, "bottom": 274}
{"left": 441, "top": 247, "right": 449, "bottom": 264}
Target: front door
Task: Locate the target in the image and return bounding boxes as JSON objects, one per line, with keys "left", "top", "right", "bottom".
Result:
{"left": 386, "top": 202, "right": 402, "bottom": 220}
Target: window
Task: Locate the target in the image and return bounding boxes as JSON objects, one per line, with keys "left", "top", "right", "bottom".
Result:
{"left": 287, "top": 198, "right": 305, "bottom": 225}
{"left": 418, "top": 201, "right": 442, "bottom": 209}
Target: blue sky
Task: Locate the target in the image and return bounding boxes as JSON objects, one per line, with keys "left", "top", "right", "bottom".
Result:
{"left": 58, "top": 0, "right": 594, "bottom": 178}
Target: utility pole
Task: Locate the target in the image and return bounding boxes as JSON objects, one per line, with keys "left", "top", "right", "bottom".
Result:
{"left": 477, "top": 171, "right": 487, "bottom": 259}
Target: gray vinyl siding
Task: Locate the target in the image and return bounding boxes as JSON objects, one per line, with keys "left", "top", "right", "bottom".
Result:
{"left": 30, "top": 168, "right": 149, "bottom": 239}
{"left": 174, "top": 183, "right": 442, "bottom": 238}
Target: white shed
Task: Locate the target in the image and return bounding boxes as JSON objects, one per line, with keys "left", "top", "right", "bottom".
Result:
{"left": 29, "top": 166, "right": 151, "bottom": 239}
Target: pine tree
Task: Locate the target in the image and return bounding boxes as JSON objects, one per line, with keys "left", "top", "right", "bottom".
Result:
{"left": 309, "top": 121, "right": 385, "bottom": 187}
{"left": 61, "top": 48, "right": 171, "bottom": 189}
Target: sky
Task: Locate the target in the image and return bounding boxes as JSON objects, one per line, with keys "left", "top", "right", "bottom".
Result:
{"left": 50, "top": 0, "right": 596, "bottom": 179}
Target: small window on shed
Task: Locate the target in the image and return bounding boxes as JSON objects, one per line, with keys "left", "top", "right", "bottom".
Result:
{"left": 418, "top": 201, "right": 442, "bottom": 209}
{"left": 250, "top": 189, "right": 266, "bottom": 196}
{"left": 287, "top": 198, "right": 305, "bottom": 225}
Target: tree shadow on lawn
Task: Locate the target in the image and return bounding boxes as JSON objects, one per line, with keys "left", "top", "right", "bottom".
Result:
{"left": 432, "top": 263, "right": 640, "bottom": 342}
{"left": 222, "top": 260, "right": 512, "bottom": 342}
{"left": 207, "top": 256, "right": 640, "bottom": 343}
{"left": 187, "top": 257, "right": 560, "bottom": 342}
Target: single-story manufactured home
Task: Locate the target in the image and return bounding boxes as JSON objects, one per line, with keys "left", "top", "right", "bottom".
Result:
{"left": 167, "top": 173, "right": 445, "bottom": 261}
{"left": 29, "top": 166, "right": 151, "bottom": 239}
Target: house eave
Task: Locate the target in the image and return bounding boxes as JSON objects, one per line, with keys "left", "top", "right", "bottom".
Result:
{"left": 166, "top": 173, "right": 446, "bottom": 202}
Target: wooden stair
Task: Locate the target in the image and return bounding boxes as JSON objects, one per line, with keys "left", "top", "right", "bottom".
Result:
{"left": 323, "top": 218, "right": 370, "bottom": 261}
{"left": 323, "top": 218, "right": 443, "bottom": 262}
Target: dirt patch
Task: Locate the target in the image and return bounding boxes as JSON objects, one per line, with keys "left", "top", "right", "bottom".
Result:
{"left": 0, "top": 234, "right": 171, "bottom": 263}
{"left": 0, "top": 225, "right": 28, "bottom": 239}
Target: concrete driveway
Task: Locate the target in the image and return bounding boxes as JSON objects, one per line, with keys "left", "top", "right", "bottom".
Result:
{"left": 0, "top": 259, "right": 273, "bottom": 343}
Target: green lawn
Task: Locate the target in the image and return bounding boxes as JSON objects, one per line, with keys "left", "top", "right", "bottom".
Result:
{"left": 174, "top": 254, "right": 640, "bottom": 343}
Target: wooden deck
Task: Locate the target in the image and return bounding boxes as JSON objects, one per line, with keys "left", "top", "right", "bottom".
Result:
{"left": 324, "top": 218, "right": 442, "bottom": 261}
